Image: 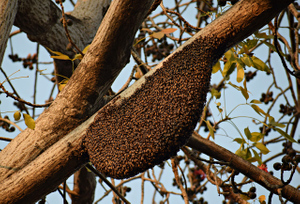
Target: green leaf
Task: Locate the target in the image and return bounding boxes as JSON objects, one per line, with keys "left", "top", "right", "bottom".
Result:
{"left": 241, "top": 55, "right": 254, "bottom": 67}
{"left": 251, "top": 104, "right": 267, "bottom": 117}
{"left": 212, "top": 61, "right": 220, "bottom": 74}
{"left": 252, "top": 149, "right": 263, "bottom": 165}
{"left": 244, "top": 127, "right": 252, "bottom": 140}
{"left": 228, "top": 81, "right": 239, "bottom": 90}
{"left": 23, "top": 113, "right": 35, "bottom": 130}
{"left": 262, "top": 41, "right": 277, "bottom": 52}
{"left": 269, "top": 118, "right": 285, "bottom": 128}
{"left": 254, "top": 31, "right": 273, "bottom": 39}
{"left": 245, "top": 147, "right": 252, "bottom": 159}
{"left": 236, "top": 64, "right": 244, "bottom": 83}
{"left": 223, "top": 62, "right": 236, "bottom": 77}
{"left": 251, "top": 56, "right": 270, "bottom": 72}
{"left": 238, "top": 39, "right": 258, "bottom": 54}
{"left": 250, "top": 132, "right": 264, "bottom": 142}
{"left": 240, "top": 86, "right": 249, "bottom": 101}
{"left": 274, "top": 128, "right": 296, "bottom": 143}
{"left": 233, "top": 138, "right": 245, "bottom": 144}
{"left": 227, "top": 81, "right": 248, "bottom": 100}
{"left": 235, "top": 144, "right": 246, "bottom": 159}
{"left": 223, "top": 49, "right": 236, "bottom": 77}
{"left": 211, "top": 88, "right": 221, "bottom": 99}
{"left": 254, "top": 142, "right": 270, "bottom": 154}
{"left": 14, "top": 111, "right": 21, "bottom": 121}
{"left": 242, "top": 79, "right": 249, "bottom": 100}
{"left": 205, "top": 120, "right": 215, "bottom": 139}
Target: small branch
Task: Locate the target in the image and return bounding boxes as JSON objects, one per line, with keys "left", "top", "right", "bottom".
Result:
{"left": 85, "top": 163, "right": 131, "bottom": 204}
{"left": 171, "top": 158, "right": 189, "bottom": 204}
{"left": 165, "top": 9, "right": 201, "bottom": 31}
{"left": 0, "top": 136, "right": 12, "bottom": 142}
{"left": 0, "top": 83, "right": 51, "bottom": 108}
{"left": 58, "top": 0, "right": 84, "bottom": 57}
{"left": 0, "top": 117, "right": 23, "bottom": 132}
{"left": 273, "top": 16, "right": 299, "bottom": 78}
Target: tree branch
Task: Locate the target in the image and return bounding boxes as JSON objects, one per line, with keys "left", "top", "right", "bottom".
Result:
{"left": 0, "top": 0, "right": 18, "bottom": 65}
{"left": 14, "top": 0, "right": 111, "bottom": 82}
{"left": 186, "top": 132, "right": 300, "bottom": 203}
{"left": 0, "top": 0, "right": 154, "bottom": 182}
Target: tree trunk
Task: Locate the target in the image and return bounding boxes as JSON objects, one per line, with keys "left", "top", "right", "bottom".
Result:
{"left": 0, "top": 0, "right": 18, "bottom": 65}
{"left": 0, "top": 0, "right": 297, "bottom": 203}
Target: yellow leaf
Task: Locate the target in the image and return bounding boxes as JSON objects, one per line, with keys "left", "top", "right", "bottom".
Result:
{"left": 73, "top": 53, "right": 83, "bottom": 60}
{"left": 58, "top": 79, "right": 69, "bottom": 92}
{"left": 152, "top": 32, "right": 165, "bottom": 40}
{"left": 82, "top": 45, "right": 90, "bottom": 54}
{"left": 14, "top": 111, "right": 21, "bottom": 121}
{"left": 236, "top": 65, "right": 244, "bottom": 83}
{"left": 51, "top": 55, "right": 71, "bottom": 60}
{"left": 259, "top": 195, "right": 266, "bottom": 202}
{"left": 251, "top": 104, "right": 267, "bottom": 117}
{"left": 161, "top": 28, "right": 177, "bottom": 34}
{"left": 205, "top": 120, "right": 215, "bottom": 139}
{"left": 23, "top": 113, "right": 35, "bottom": 130}
{"left": 240, "top": 194, "right": 250, "bottom": 200}
{"left": 135, "top": 71, "right": 142, "bottom": 79}
{"left": 47, "top": 47, "right": 71, "bottom": 61}
{"left": 212, "top": 61, "right": 220, "bottom": 74}
{"left": 251, "top": 56, "right": 270, "bottom": 72}
{"left": 254, "top": 142, "right": 270, "bottom": 154}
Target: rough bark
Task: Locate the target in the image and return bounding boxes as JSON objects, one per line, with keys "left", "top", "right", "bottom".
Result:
{"left": 0, "top": 0, "right": 18, "bottom": 65}
{"left": 0, "top": 0, "right": 297, "bottom": 203}
{"left": 14, "top": 0, "right": 111, "bottom": 82}
{"left": 0, "top": 0, "right": 154, "bottom": 193}
{"left": 187, "top": 132, "right": 300, "bottom": 203}
{"left": 71, "top": 166, "right": 96, "bottom": 204}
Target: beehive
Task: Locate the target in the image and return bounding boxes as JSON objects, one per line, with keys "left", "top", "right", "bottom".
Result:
{"left": 84, "top": 36, "right": 223, "bottom": 179}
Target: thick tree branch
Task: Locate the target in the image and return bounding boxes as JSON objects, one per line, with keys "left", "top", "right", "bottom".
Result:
{"left": 186, "top": 132, "right": 300, "bottom": 203}
{"left": 71, "top": 165, "right": 96, "bottom": 203}
{"left": 15, "top": 0, "right": 110, "bottom": 83}
{"left": 14, "top": 0, "right": 111, "bottom": 82}
{"left": 0, "top": 0, "right": 154, "bottom": 181}
{"left": 0, "top": 0, "right": 18, "bottom": 65}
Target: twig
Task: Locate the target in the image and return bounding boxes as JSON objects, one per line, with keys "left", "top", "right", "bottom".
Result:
{"left": 86, "top": 163, "right": 131, "bottom": 204}
{"left": 116, "top": 65, "right": 137, "bottom": 94}
{"left": 0, "top": 136, "right": 12, "bottom": 142}
{"left": 0, "top": 67, "right": 30, "bottom": 114}
{"left": 165, "top": 9, "right": 201, "bottom": 31}
{"left": 131, "top": 48, "right": 151, "bottom": 73}
{"left": 273, "top": 16, "right": 298, "bottom": 78}
{"left": 140, "top": 173, "right": 145, "bottom": 204}
{"left": 0, "top": 117, "right": 23, "bottom": 132}
{"left": 9, "top": 29, "right": 21, "bottom": 38}
{"left": 0, "top": 83, "right": 51, "bottom": 108}
{"left": 33, "top": 43, "right": 40, "bottom": 117}
{"left": 177, "top": 162, "right": 188, "bottom": 195}
{"left": 171, "top": 158, "right": 189, "bottom": 204}
{"left": 58, "top": 0, "right": 84, "bottom": 57}
{"left": 58, "top": 185, "right": 80, "bottom": 196}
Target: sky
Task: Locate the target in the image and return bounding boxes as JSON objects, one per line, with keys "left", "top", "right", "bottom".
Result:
{"left": 0, "top": 0, "right": 299, "bottom": 203}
